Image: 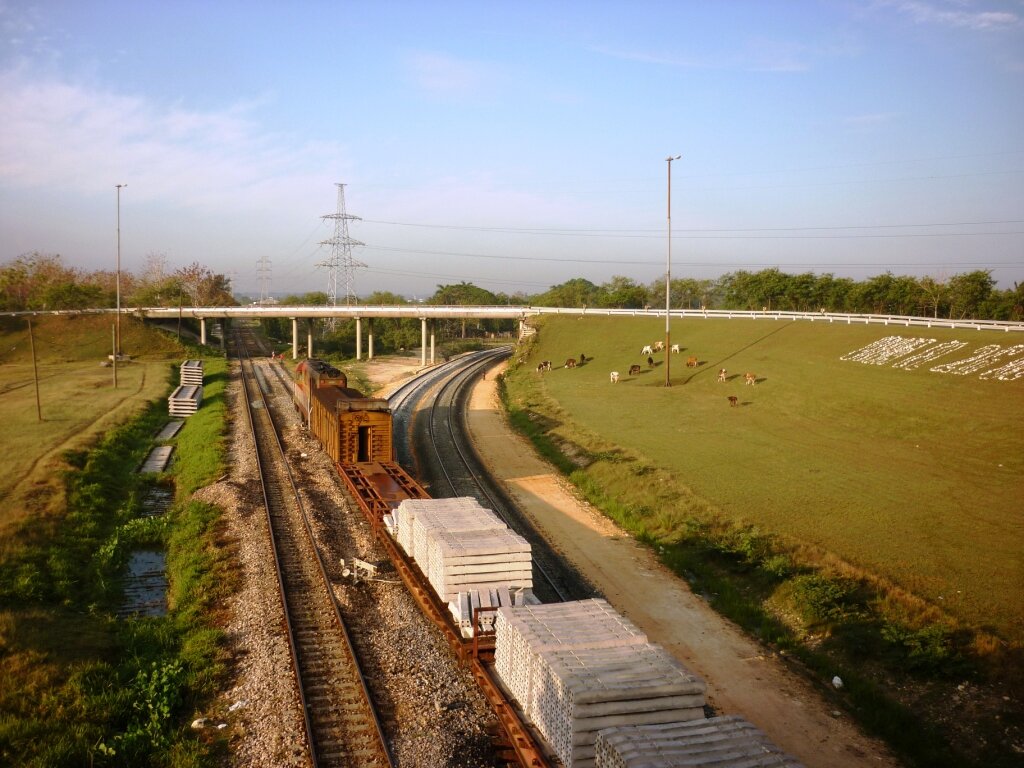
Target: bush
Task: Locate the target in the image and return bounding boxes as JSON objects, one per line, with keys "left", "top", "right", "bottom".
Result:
{"left": 791, "top": 573, "right": 859, "bottom": 624}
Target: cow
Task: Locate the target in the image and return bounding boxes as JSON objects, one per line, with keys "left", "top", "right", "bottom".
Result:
{"left": 647, "top": 356, "right": 655, "bottom": 368}
{"left": 653, "top": 341, "right": 665, "bottom": 352}
{"left": 744, "top": 372, "right": 757, "bottom": 385}
{"left": 641, "top": 345, "right": 654, "bottom": 356}
{"left": 717, "top": 368, "right": 727, "bottom": 382}
{"left": 671, "top": 344, "right": 680, "bottom": 354}
{"left": 728, "top": 395, "right": 739, "bottom": 407}
{"left": 537, "top": 360, "right": 551, "bottom": 373}
{"left": 579, "top": 353, "right": 586, "bottom": 366}
{"left": 564, "top": 358, "right": 577, "bottom": 368}
{"left": 628, "top": 364, "right": 641, "bottom": 376}
{"left": 609, "top": 371, "right": 619, "bottom": 383}
{"left": 686, "top": 356, "right": 698, "bottom": 368}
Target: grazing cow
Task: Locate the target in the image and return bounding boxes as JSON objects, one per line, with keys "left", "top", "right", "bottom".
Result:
{"left": 579, "top": 353, "right": 586, "bottom": 366}
{"left": 745, "top": 372, "right": 757, "bottom": 385}
{"left": 629, "top": 364, "right": 641, "bottom": 376}
{"left": 671, "top": 344, "right": 680, "bottom": 354}
{"left": 653, "top": 341, "right": 665, "bottom": 352}
{"left": 647, "top": 356, "right": 655, "bottom": 368}
{"left": 564, "top": 358, "right": 577, "bottom": 368}
{"left": 686, "top": 356, "right": 698, "bottom": 368}
{"left": 537, "top": 360, "right": 552, "bottom": 372}
{"left": 728, "top": 395, "right": 739, "bottom": 407}
{"left": 610, "top": 371, "right": 619, "bottom": 383}
{"left": 717, "top": 368, "right": 727, "bottom": 382}
{"left": 641, "top": 345, "right": 654, "bottom": 356}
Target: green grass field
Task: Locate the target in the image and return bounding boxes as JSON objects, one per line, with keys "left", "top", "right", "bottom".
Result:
{"left": 509, "top": 316, "right": 1024, "bottom": 642}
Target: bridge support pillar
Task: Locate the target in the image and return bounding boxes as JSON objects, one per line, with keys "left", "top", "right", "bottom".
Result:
{"left": 307, "top": 320, "right": 314, "bottom": 358}
{"left": 368, "top": 318, "right": 374, "bottom": 359}
{"left": 430, "top": 322, "right": 435, "bottom": 365}
{"left": 420, "top": 317, "right": 427, "bottom": 366}
{"left": 291, "top": 318, "right": 298, "bottom": 359}
{"left": 200, "top": 317, "right": 207, "bottom": 345}
{"left": 355, "top": 316, "right": 362, "bottom": 360}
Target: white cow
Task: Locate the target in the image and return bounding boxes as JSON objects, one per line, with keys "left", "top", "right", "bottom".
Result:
{"left": 671, "top": 344, "right": 680, "bottom": 354}
{"left": 609, "top": 371, "right": 620, "bottom": 384}
{"left": 653, "top": 341, "right": 665, "bottom": 352}
{"left": 641, "top": 345, "right": 654, "bottom": 356}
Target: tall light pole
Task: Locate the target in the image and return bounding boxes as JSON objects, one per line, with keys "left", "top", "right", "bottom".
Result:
{"left": 665, "top": 155, "right": 680, "bottom": 387}
{"left": 115, "top": 183, "right": 127, "bottom": 356}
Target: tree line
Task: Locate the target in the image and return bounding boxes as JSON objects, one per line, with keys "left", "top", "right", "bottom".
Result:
{"left": 3, "top": 252, "right": 1021, "bottom": 357}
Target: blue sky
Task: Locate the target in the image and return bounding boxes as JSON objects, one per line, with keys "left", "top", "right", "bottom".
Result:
{"left": 1, "top": 1, "right": 1022, "bottom": 300}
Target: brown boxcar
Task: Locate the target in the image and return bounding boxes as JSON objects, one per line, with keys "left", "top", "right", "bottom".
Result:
{"left": 309, "top": 385, "right": 393, "bottom": 464}
{"left": 293, "top": 358, "right": 349, "bottom": 423}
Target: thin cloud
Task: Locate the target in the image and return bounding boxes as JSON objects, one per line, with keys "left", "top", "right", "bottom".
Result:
{"left": 888, "top": 1, "right": 1021, "bottom": 30}
{"left": 0, "top": 68, "right": 346, "bottom": 214}
{"left": 405, "top": 51, "right": 490, "bottom": 96}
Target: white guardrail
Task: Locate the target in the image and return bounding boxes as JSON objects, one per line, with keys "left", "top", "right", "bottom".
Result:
{"left": 5, "top": 305, "right": 1023, "bottom": 333}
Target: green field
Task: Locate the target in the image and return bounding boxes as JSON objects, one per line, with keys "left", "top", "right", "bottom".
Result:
{"left": 509, "top": 316, "right": 1024, "bottom": 642}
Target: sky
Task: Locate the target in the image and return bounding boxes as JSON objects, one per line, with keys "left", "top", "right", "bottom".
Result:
{"left": 1, "top": 1, "right": 1022, "bottom": 301}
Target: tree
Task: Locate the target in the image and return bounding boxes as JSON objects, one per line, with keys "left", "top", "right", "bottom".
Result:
{"left": 174, "top": 263, "right": 235, "bottom": 307}
{"left": 947, "top": 270, "right": 995, "bottom": 319}
{"left": 597, "top": 276, "right": 649, "bottom": 309}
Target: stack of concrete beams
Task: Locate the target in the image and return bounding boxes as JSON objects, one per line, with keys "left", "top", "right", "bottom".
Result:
{"left": 168, "top": 385, "right": 203, "bottom": 417}
{"left": 179, "top": 359, "right": 204, "bottom": 386}
{"left": 426, "top": 527, "right": 532, "bottom": 603}
{"left": 410, "top": 503, "right": 508, "bottom": 566}
{"left": 594, "top": 716, "right": 804, "bottom": 768}
{"left": 494, "top": 600, "right": 706, "bottom": 768}
{"left": 392, "top": 497, "right": 485, "bottom": 555}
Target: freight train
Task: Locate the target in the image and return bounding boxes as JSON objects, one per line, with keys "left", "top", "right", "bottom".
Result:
{"left": 292, "top": 358, "right": 803, "bottom": 768}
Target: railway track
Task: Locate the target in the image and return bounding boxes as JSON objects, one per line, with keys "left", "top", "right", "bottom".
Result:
{"left": 391, "top": 348, "right": 594, "bottom": 604}
{"left": 233, "top": 328, "right": 393, "bottom": 768}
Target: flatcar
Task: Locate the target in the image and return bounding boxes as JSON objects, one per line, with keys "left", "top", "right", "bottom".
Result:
{"left": 293, "top": 358, "right": 393, "bottom": 464}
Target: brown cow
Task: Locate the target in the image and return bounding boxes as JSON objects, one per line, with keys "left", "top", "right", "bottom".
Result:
{"left": 717, "top": 368, "right": 727, "bottom": 382}
{"left": 647, "top": 356, "right": 655, "bottom": 368}
{"left": 629, "top": 364, "right": 641, "bottom": 376}
{"left": 728, "top": 395, "right": 739, "bottom": 407}
{"left": 686, "top": 356, "right": 698, "bottom": 368}
{"left": 744, "top": 372, "right": 756, "bottom": 385}
{"left": 564, "top": 358, "right": 577, "bottom": 368}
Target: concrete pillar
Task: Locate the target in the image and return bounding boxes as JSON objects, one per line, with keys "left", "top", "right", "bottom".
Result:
{"left": 421, "top": 317, "right": 427, "bottom": 366}
{"left": 430, "top": 321, "right": 435, "bottom": 365}
{"left": 291, "top": 318, "right": 299, "bottom": 359}
{"left": 200, "top": 317, "right": 207, "bottom": 345}
{"left": 355, "top": 316, "right": 362, "bottom": 360}
{"left": 307, "top": 320, "right": 314, "bottom": 358}
{"left": 220, "top": 319, "right": 226, "bottom": 350}
{"left": 368, "top": 318, "right": 374, "bottom": 359}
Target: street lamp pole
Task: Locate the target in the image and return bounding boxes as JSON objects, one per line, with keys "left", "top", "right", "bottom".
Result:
{"left": 115, "top": 183, "right": 127, "bottom": 356}
{"left": 665, "top": 155, "right": 680, "bottom": 387}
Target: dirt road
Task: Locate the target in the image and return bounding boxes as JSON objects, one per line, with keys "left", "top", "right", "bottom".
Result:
{"left": 464, "top": 359, "right": 900, "bottom": 768}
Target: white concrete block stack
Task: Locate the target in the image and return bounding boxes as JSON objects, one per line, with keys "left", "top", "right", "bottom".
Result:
{"left": 594, "top": 715, "right": 804, "bottom": 768}
{"left": 426, "top": 527, "right": 532, "bottom": 602}
{"left": 411, "top": 504, "right": 507, "bottom": 566}
{"left": 494, "top": 600, "right": 651, "bottom": 723}
{"left": 168, "top": 384, "right": 203, "bottom": 417}
{"left": 494, "top": 599, "right": 707, "bottom": 768}
{"left": 530, "top": 643, "right": 706, "bottom": 767}
{"left": 392, "top": 497, "right": 485, "bottom": 555}
{"left": 179, "top": 359, "right": 204, "bottom": 386}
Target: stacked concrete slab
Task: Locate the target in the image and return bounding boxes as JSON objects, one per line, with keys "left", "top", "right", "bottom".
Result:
{"left": 426, "top": 527, "right": 532, "bottom": 602}
{"left": 179, "top": 359, "right": 204, "bottom": 386}
{"left": 168, "top": 384, "right": 203, "bottom": 417}
{"left": 392, "top": 497, "right": 485, "bottom": 556}
{"left": 594, "top": 716, "right": 804, "bottom": 768}
{"left": 494, "top": 600, "right": 706, "bottom": 768}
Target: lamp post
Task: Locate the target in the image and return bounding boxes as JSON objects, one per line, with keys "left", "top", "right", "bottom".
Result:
{"left": 665, "top": 155, "right": 680, "bottom": 387}
{"left": 115, "top": 183, "right": 127, "bottom": 357}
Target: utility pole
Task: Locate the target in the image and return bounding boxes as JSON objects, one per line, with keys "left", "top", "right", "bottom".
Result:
{"left": 28, "top": 319, "right": 42, "bottom": 420}
{"left": 318, "top": 183, "right": 365, "bottom": 309}
{"left": 115, "top": 183, "right": 126, "bottom": 356}
{"left": 665, "top": 155, "right": 680, "bottom": 387}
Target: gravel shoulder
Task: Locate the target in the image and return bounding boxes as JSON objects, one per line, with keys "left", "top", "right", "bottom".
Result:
{"left": 464, "top": 358, "right": 902, "bottom": 768}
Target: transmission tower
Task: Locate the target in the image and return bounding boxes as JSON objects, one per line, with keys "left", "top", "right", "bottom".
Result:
{"left": 317, "top": 183, "right": 365, "bottom": 307}
{"left": 256, "top": 256, "right": 271, "bottom": 304}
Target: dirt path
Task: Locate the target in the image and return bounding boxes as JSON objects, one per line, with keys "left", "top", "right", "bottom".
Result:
{"left": 464, "top": 359, "right": 901, "bottom": 768}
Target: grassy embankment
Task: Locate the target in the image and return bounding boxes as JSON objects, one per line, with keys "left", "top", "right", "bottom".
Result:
{"left": 502, "top": 314, "right": 1023, "bottom": 768}
{"left": 0, "top": 315, "right": 234, "bottom": 767}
